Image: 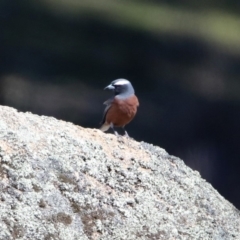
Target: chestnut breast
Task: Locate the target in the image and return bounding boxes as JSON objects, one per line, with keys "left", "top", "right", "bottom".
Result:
{"left": 106, "top": 95, "right": 139, "bottom": 127}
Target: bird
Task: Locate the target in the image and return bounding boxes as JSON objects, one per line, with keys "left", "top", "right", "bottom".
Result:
{"left": 100, "top": 78, "right": 139, "bottom": 136}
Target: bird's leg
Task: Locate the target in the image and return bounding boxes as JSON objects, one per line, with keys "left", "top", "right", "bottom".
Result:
{"left": 122, "top": 126, "right": 129, "bottom": 137}
{"left": 110, "top": 123, "right": 119, "bottom": 136}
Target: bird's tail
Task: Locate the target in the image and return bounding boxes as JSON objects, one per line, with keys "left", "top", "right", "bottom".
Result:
{"left": 100, "top": 123, "right": 110, "bottom": 132}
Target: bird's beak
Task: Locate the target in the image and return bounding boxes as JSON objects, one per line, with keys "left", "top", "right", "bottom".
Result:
{"left": 104, "top": 84, "right": 115, "bottom": 90}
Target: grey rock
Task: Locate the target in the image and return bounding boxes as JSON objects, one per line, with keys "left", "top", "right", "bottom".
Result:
{"left": 0, "top": 105, "right": 239, "bottom": 240}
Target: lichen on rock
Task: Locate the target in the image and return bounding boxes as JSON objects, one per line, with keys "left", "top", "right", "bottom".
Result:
{"left": 0, "top": 106, "right": 239, "bottom": 240}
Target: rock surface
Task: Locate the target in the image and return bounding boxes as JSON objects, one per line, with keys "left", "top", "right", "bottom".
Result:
{"left": 0, "top": 105, "right": 239, "bottom": 240}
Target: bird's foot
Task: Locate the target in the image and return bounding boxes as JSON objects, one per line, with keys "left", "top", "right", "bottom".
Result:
{"left": 124, "top": 130, "right": 129, "bottom": 138}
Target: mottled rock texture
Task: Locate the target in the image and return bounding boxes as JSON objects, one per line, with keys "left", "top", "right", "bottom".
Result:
{"left": 0, "top": 105, "right": 239, "bottom": 240}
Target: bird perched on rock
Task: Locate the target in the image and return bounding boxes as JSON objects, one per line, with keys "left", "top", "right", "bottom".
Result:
{"left": 100, "top": 79, "right": 139, "bottom": 136}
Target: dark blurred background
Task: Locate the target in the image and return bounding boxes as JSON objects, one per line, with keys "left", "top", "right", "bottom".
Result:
{"left": 1, "top": 0, "right": 240, "bottom": 208}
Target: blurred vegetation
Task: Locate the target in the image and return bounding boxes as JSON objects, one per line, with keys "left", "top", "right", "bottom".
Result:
{"left": 1, "top": 0, "right": 240, "bottom": 208}
{"left": 39, "top": 0, "right": 240, "bottom": 51}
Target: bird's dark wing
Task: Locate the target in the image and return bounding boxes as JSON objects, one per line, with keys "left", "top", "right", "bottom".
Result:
{"left": 100, "top": 97, "right": 114, "bottom": 125}
{"left": 103, "top": 97, "right": 114, "bottom": 106}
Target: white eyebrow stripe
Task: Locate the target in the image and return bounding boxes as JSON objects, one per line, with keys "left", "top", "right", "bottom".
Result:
{"left": 114, "top": 79, "right": 130, "bottom": 85}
